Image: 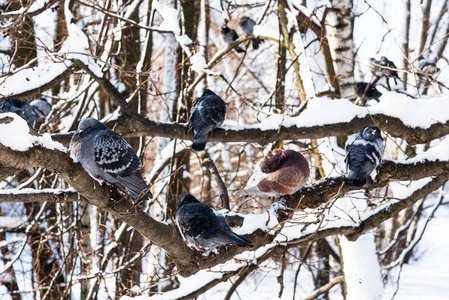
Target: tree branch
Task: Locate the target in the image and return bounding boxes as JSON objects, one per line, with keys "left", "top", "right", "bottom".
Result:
{"left": 0, "top": 189, "right": 82, "bottom": 203}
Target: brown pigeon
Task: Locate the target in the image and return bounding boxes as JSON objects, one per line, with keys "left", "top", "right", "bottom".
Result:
{"left": 236, "top": 150, "right": 310, "bottom": 197}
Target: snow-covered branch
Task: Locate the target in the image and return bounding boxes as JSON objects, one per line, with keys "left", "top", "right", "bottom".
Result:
{"left": 0, "top": 188, "right": 82, "bottom": 203}
{"left": 50, "top": 94, "right": 449, "bottom": 147}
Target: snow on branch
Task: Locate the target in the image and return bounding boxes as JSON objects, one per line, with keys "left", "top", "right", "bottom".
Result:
{"left": 0, "top": 188, "right": 81, "bottom": 203}
{"left": 48, "top": 92, "right": 449, "bottom": 148}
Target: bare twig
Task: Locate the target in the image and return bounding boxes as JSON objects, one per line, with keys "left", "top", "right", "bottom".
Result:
{"left": 201, "top": 158, "right": 230, "bottom": 210}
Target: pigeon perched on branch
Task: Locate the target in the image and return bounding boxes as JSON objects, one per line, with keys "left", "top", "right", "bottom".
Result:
{"left": 417, "top": 56, "right": 440, "bottom": 78}
{"left": 344, "top": 126, "right": 384, "bottom": 187}
{"left": 236, "top": 150, "right": 310, "bottom": 197}
{"left": 369, "top": 56, "right": 399, "bottom": 84}
{"left": 0, "top": 97, "right": 51, "bottom": 127}
{"left": 186, "top": 89, "right": 226, "bottom": 151}
{"left": 69, "top": 118, "right": 152, "bottom": 202}
{"left": 221, "top": 24, "right": 245, "bottom": 53}
{"left": 355, "top": 82, "right": 382, "bottom": 105}
{"left": 176, "top": 194, "right": 253, "bottom": 250}
{"left": 239, "top": 16, "right": 264, "bottom": 50}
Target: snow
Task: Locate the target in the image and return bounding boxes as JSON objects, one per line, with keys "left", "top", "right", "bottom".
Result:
{"left": 0, "top": 19, "right": 102, "bottom": 96}
{"left": 190, "top": 52, "right": 208, "bottom": 73}
{"left": 340, "top": 232, "right": 384, "bottom": 300}
{"left": 0, "top": 216, "right": 27, "bottom": 229}
{"left": 254, "top": 94, "right": 449, "bottom": 131}
{"left": 155, "top": 5, "right": 180, "bottom": 35}
{"left": 0, "top": 113, "right": 67, "bottom": 152}
{"left": 389, "top": 178, "right": 433, "bottom": 199}
{"left": 234, "top": 210, "right": 279, "bottom": 235}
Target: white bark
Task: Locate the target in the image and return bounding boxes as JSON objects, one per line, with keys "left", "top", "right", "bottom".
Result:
{"left": 325, "top": 0, "right": 355, "bottom": 98}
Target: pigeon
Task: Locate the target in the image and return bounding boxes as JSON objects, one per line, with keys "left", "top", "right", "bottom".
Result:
{"left": 369, "top": 57, "right": 399, "bottom": 84}
{"left": 239, "top": 16, "right": 264, "bottom": 50}
{"left": 176, "top": 194, "right": 253, "bottom": 250}
{"left": 236, "top": 150, "right": 310, "bottom": 197}
{"left": 69, "top": 118, "right": 152, "bottom": 202}
{"left": 417, "top": 56, "right": 440, "bottom": 78}
{"left": 0, "top": 97, "right": 51, "bottom": 127}
{"left": 344, "top": 126, "right": 384, "bottom": 187}
{"left": 221, "top": 24, "right": 245, "bottom": 53}
{"left": 186, "top": 89, "right": 226, "bottom": 151}
{"left": 355, "top": 82, "right": 382, "bottom": 105}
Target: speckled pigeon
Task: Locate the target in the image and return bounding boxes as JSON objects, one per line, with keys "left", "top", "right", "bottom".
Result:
{"left": 239, "top": 16, "right": 264, "bottom": 50}
{"left": 69, "top": 118, "right": 152, "bottom": 201}
{"left": 0, "top": 97, "right": 51, "bottom": 127}
{"left": 345, "top": 126, "right": 384, "bottom": 187}
{"left": 221, "top": 24, "right": 245, "bottom": 53}
{"left": 417, "top": 56, "right": 440, "bottom": 78}
{"left": 176, "top": 194, "right": 253, "bottom": 250}
{"left": 236, "top": 150, "right": 310, "bottom": 197}
{"left": 355, "top": 82, "right": 382, "bottom": 105}
{"left": 186, "top": 89, "right": 226, "bottom": 151}
{"left": 369, "top": 57, "right": 399, "bottom": 84}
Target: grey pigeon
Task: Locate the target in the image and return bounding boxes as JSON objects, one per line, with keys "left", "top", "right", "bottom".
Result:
{"left": 69, "top": 118, "right": 152, "bottom": 202}
{"left": 417, "top": 56, "right": 440, "bottom": 78}
{"left": 221, "top": 24, "right": 245, "bottom": 53}
{"left": 0, "top": 97, "right": 51, "bottom": 127}
{"left": 186, "top": 89, "right": 226, "bottom": 151}
{"left": 176, "top": 194, "right": 253, "bottom": 250}
{"left": 355, "top": 82, "right": 382, "bottom": 105}
{"left": 236, "top": 150, "right": 310, "bottom": 197}
{"left": 239, "top": 16, "right": 264, "bottom": 50}
{"left": 369, "top": 57, "right": 399, "bottom": 84}
{"left": 345, "top": 126, "right": 384, "bottom": 187}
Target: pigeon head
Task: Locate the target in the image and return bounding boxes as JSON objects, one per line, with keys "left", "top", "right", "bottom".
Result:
{"left": 78, "top": 118, "right": 108, "bottom": 131}
{"left": 178, "top": 194, "right": 200, "bottom": 206}
{"left": 221, "top": 24, "right": 230, "bottom": 34}
{"left": 261, "top": 150, "right": 299, "bottom": 173}
{"left": 360, "top": 126, "right": 382, "bottom": 141}
{"left": 202, "top": 89, "right": 217, "bottom": 97}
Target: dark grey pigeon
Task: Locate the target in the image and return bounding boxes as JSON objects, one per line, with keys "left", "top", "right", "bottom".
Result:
{"left": 176, "top": 194, "right": 253, "bottom": 250}
{"left": 355, "top": 82, "right": 382, "bottom": 105}
{"left": 239, "top": 16, "right": 264, "bottom": 50}
{"left": 345, "top": 126, "right": 384, "bottom": 187}
{"left": 69, "top": 118, "right": 152, "bottom": 202}
{"left": 417, "top": 56, "right": 440, "bottom": 78}
{"left": 186, "top": 89, "right": 226, "bottom": 151}
{"left": 0, "top": 97, "right": 51, "bottom": 127}
{"left": 369, "top": 57, "right": 399, "bottom": 84}
{"left": 221, "top": 24, "right": 245, "bottom": 53}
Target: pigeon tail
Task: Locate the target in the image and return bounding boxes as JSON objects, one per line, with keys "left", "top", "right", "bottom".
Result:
{"left": 229, "top": 233, "right": 253, "bottom": 248}
{"left": 236, "top": 46, "right": 245, "bottom": 53}
{"left": 118, "top": 173, "right": 152, "bottom": 201}
{"left": 192, "top": 132, "right": 208, "bottom": 151}
{"left": 344, "top": 176, "right": 366, "bottom": 188}
{"left": 252, "top": 38, "right": 263, "bottom": 50}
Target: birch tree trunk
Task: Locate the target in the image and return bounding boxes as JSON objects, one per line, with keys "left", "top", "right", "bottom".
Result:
{"left": 324, "top": 0, "right": 355, "bottom": 98}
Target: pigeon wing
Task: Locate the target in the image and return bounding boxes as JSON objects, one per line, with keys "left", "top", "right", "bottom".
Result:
{"left": 178, "top": 203, "right": 214, "bottom": 238}
{"left": 258, "top": 165, "right": 306, "bottom": 195}
{"left": 94, "top": 131, "right": 141, "bottom": 178}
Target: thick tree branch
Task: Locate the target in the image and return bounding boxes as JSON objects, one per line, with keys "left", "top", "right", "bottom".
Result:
{"left": 0, "top": 189, "right": 82, "bottom": 203}
{"left": 285, "top": 159, "right": 449, "bottom": 210}
{"left": 0, "top": 138, "right": 447, "bottom": 277}
{"left": 50, "top": 112, "right": 449, "bottom": 148}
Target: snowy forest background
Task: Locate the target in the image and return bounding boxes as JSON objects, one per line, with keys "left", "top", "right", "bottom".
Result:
{"left": 0, "top": 0, "right": 449, "bottom": 299}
